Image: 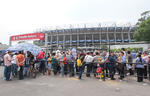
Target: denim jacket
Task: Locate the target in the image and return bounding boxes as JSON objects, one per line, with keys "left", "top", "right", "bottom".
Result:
{"left": 136, "top": 57, "right": 145, "bottom": 68}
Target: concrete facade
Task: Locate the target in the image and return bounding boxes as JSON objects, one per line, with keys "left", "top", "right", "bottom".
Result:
{"left": 44, "top": 26, "right": 136, "bottom": 50}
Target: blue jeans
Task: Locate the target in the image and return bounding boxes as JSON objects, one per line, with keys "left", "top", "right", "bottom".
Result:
{"left": 78, "top": 63, "right": 86, "bottom": 79}
{"left": 23, "top": 67, "right": 30, "bottom": 77}
{"left": 60, "top": 64, "right": 64, "bottom": 76}
{"left": 93, "top": 65, "right": 97, "bottom": 76}
{"left": 19, "top": 66, "right": 24, "bottom": 80}
{"left": 52, "top": 63, "right": 58, "bottom": 75}
{"left": 78, "top": 63, "right": 92, "bottom": 79}
{"left": 69, "top": 62, "right": 75, "bottom": 77}
{"left": 86, "top": 63, "right": 92, "bottom": 77}
{"left": 39, "top": 59, "right": 46, "bottom": 74}
{"left": 12, "top": 64, "right": 17, "bottom": 76}
{"left": 108, "top": 64, "right": 116, "bottom": 78}
{"left": 4, "top": 66, "right": 7, "bottom": 80}
{"left": 5, "top": 66, "right": 12, "bottom": 80}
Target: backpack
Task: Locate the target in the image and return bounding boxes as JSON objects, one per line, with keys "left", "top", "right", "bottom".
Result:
{"left": 77, "top": 58, "right": 82, "bottom": 67}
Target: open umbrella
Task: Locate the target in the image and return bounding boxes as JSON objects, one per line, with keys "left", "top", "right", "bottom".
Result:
{"left": 7, "top": 43, "right": 41, "bottom": 56}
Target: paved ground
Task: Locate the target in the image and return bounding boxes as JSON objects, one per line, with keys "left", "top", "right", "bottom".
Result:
{"left": 0, "top": 66, "right": 150, "bottom": 96}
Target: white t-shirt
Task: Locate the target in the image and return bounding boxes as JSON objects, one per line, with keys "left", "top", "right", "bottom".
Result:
{"left": 142, "top": 55, "right": 148, "bottom": 66}
{"left": 84, "top": 55, "right": 94, "bottom": 63}
{"left": 11, "top": 55, "right": 17, "bottom": 64}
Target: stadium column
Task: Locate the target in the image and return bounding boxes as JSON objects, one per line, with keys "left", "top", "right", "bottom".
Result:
{"left": 99, "top": 24, "right": 102, "bottom": 49}
{"left": 84, "top": 24, "right": 87, "bottom": 51}
{"left": 114, "top": 25, "right": 117, "bottom": 44}
{"left": 92, "top": 33, "right": 94, "bottom": 50}
{"left": 77, "top": 29, "right": 79, "bottom": 49}
{"left": 85, "top": 32, "right": 87, "bottom": 51}
{"left": 107, "top": 26, "right": 111, "bottom": 53}
{"left": 121, "top": 27, "right": 124, "bottom": 43}
{"left": 99, "top": 31, "right": 101, "bottom": 49}
{"left": 50, "top": 32, "right": 53, "bottom": 51}
{"left": 106, "top": 26, "right": 109, "bottom": 43}
{"left": 128, "top": 26, "right": 131, "bottom": 43}
{"left": 56, "top": 29, "right": 59, "bottom": 49}
{"left": 70, "top": 28, "right": 72, "bottom": 48}
{"left": 63, "top": 29, "right": 65, "bottom": 50}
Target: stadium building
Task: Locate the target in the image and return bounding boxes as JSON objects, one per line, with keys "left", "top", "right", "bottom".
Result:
{"left": 10, "top": 24, "right": 137, "bottom": 51}
{"left": 45, "top": 25, "right": 136, "bottom": 50}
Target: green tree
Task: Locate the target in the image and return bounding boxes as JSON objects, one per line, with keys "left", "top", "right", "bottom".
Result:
{"left": 134, "top": 17, "right": 150, "bottom": 41}
{"left": 136, "top": 11, "right": 150, "bottom": 25}
{"left": 101, "top": 45, "right": 108, "bottom": 50}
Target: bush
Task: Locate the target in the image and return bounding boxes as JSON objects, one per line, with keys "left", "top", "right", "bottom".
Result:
{"left": 110, "top": 47, "right": 143, "bottom": 52}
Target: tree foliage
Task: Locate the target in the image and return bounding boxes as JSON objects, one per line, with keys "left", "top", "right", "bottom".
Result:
{"left": 134, "top": 17, "right": 150, "bottom": 41}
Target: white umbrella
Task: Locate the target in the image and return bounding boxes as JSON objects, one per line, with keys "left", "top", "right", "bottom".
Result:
{"left": 7, "top": 43, "right": 41, "bottom": 56}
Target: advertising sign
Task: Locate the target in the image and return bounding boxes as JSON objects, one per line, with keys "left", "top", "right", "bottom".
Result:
{"left": 10, "top": 33, "right": 45, "bottom": 41}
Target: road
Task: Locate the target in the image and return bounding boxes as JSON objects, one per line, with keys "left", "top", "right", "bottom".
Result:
{"left": 0, "top": 66, "right": 150, "bottom": 96}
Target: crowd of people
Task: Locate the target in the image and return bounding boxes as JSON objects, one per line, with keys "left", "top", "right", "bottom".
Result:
{"left": 1, "top": 48, "right": 150, "bottom": 82}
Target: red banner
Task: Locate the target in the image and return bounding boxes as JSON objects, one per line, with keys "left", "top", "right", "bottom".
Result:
{"left": 10, "top": 33, "right": 45, "bottom": 41}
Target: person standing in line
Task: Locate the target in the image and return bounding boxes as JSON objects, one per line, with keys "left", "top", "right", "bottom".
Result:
{"left": 23, "top": 51, "right": 31, "bottom": 77}
{"left": 63, "top": 54, "right": 68, "bottom": 76}
{"left": 108, "top": 52, "right": 116, "bottom": 80}
{"left": 37, "top": 51, "right": 45, "bottom": 75}
{"left": 66, "top": 52, "right": 75, "bottom": 77}
{"left": 3, "top": 51, "right": 12, "bottom": 81}
{"left": 119, "top": 52, "right": 126, "bottom": 80}
{"left": 127, "top": 51, "right": 134, "bottom": 75}
{"left": 101, "top": 51, "right": 109, "bottom": 77}
{"left": 93, "top": 52, "right": 102, "bottom": 77}
{"left": 11, "top": 53, "right": 18, "bottom": 77}
{"left": 135, "top": 54, "right": 145, "bottom": 82}
{"left": 47, "top": 54, "right": 52, "bottom": 75}
{"left": 116, "top": 53, "right": 121, "bottom": 75}
{"left": 142, "top": 51, "right": 149, "bottom": 79}
{"left": 83, "top": 52, "right": 93, "bottom": 77}
{"left": 52, "top": 53, "right": 58, "bottom": 75}
{"left": 76, "top": 53, "right": 80, "bottom": 74}
{"left": 59, "top": 52, "right": 65, "bottom": 77}
{"left": 78, "top": 53, "right": 86, "bottom": 79}
{"left": 16, "top": 51, "right": 25, "bottom": 80}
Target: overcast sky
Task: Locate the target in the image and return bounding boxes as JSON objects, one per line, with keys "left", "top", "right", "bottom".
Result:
{"left": 0, "top": 0, "right": 150, "bottom": 45}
